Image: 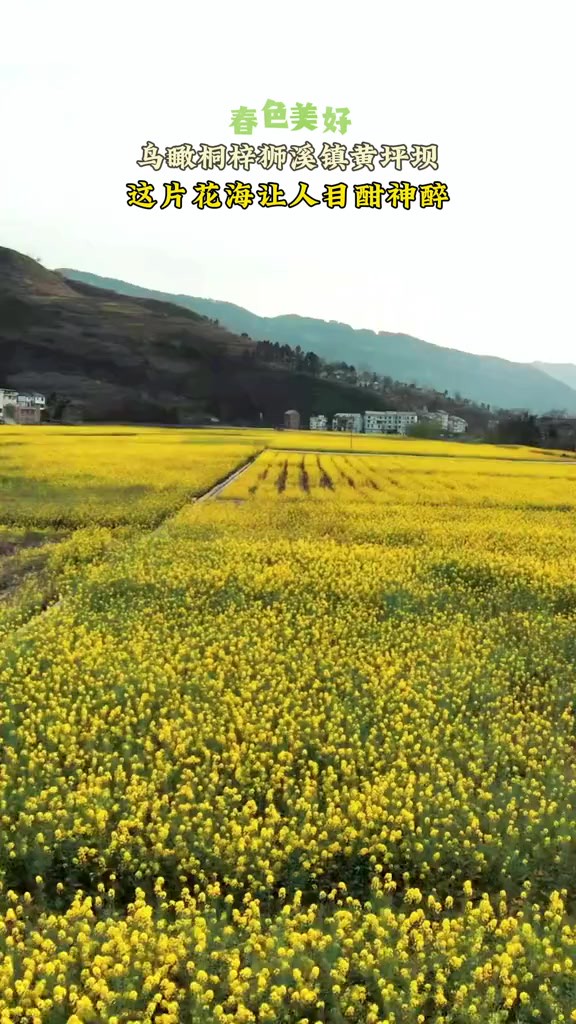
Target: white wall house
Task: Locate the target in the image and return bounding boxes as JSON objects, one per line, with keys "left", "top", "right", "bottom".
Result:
{"left": 364, "top": 410, "right": 418, "bottom": 435}
{"left": 0, "top": 388, "right": 45, "bottom": 423}
{"left": 447, "top": 415, "right": 467, "bottom": 433}
{"left": 309, "top": 414, "right": 328, "bottom": 430}
{"left": 427, "top": 409, "right": 450, "bottom": 430}
{"left": 0, "top": 388, "right": 18, "bottom": 413}
{"left": 332, "top": 412, "right": 364, "bottom": 433}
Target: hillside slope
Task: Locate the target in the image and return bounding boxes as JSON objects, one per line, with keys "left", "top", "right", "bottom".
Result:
{"left": 532, "top": 361, "right": 576, "bottom": 394}
{"left": 58, "top": 269, "right": 576, "bottom": 414}
{"left": 0, "top": 248, "right": 392, "bottom": 424}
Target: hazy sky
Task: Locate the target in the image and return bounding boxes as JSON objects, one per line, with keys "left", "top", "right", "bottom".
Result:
{"left": 2, "top": 1, "right": 574, "bottom": 364}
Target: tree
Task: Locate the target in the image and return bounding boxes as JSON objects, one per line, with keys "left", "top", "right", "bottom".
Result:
{"left": 45, "top": 392, "right": 71, "bottom": 422}
{"left": 494, "top": 412, "right": 542, "bottom": 447}
{"left": 300, "top": 351, "right": 319, "bottom": 375}
{"left": 407, "top": 420, "right": 444, "bottom": 439}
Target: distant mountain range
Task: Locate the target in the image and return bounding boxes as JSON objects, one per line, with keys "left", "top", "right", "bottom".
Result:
{"left": 57, "top": 269, "right": 576, "bottom": 414}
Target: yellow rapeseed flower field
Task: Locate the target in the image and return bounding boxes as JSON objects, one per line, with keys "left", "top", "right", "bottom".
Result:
{"left": 223, "top": 450, "right": 576, "bottom": 508}
{"left": 0, "top": 425, "right": 262, "bottom": 527}
{"left": 1, "top": 426, "right": 576, "bottom": 1023}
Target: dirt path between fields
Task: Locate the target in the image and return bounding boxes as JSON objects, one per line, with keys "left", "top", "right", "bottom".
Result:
{"left": 193, "top": 452, "right": 261, "bottom": 503}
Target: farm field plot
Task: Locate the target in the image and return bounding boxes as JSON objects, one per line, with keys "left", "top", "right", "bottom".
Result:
{"left": 1, "top": 428, "right": 576, "bottom": 1023}
{"left": 0, "top": 426, "right": 262, "bottom": 527}
{"left": 222, "top": 449, "right": 576, "bottom": 508}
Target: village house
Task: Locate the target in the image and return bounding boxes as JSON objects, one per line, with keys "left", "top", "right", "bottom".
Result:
{"left": 284, "top": 409, "right": 301, "bottom": 430}
{"left": 447, "top": 415, "right": 467, "bottom": 434}
{"left": 364, "top": 410, "right": 418, "bottom": 435}
{"left": 426, "top": 409, "right": 450, "bottom": 430}
{"left": 332, "top": 412, "right": 363, "bottom": 433}
{"left": 419, "top": 410, "right": 468, "bottom": 434}
{"left": 309, "top": 414, "right": 328, "bottom": 430}
{"left": 309, "top": 408, "right": 469, "bottom": 437}
{"left": 539, "top": 415, "right": 576, "bottom": 449}
{"left": 0, "top": 388, "right": 45, "bottom": 424}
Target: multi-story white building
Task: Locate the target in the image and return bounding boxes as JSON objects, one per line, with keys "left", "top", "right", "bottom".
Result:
{"left": 447, "top": 415, "right": 467, "bottom": 433}
{"left": 332, "top": 412, "right": 363, "bottom": 433}
{"left": 309, "top": 414, "right": 328, "bottom": 430}
{"left": 364, "top": 410, "right": 418, "bottom": 435}
{"left": 427, "top": 409, "right": 449, "bottom": 430}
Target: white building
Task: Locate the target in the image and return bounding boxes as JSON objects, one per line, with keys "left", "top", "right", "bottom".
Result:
{"left": 427, "top": 409, "right": 450, "bottom": 430}
{"left": 309, "top": 414, "right": 328, "bottom": 430}
{"left": 447, "top": 415, "right": 467, "bottom": 433}
{"left": 332, "top": 412, "right": 363, "bottom": 433}
{"left": 0, "top": 388, "right": 18, "bottom": 413}
{"left": 0, "top": 388, "right": 45, "bottom": 423}
{"left": 364, "top": 410, "right": 418, "bottom": 435}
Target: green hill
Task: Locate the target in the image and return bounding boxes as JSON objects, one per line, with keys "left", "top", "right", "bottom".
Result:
{"left": 0, "top": 248, "right": 392, "bottom": 425}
